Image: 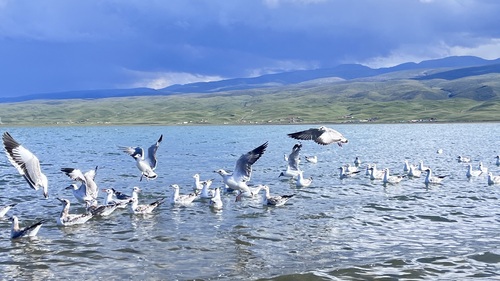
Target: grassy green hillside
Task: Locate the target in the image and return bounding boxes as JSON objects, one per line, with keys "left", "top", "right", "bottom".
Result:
{"left": 1, "top": 73, "right": 499, "bottom": 126}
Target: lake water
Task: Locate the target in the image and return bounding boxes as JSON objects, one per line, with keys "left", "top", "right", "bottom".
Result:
{"left": 0, "top": 123, "right": 499, "bottom": 280}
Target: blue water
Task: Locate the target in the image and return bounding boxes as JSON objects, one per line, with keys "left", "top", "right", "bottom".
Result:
{"left": 0, "top": 123, "right": 499, "bottom": 280}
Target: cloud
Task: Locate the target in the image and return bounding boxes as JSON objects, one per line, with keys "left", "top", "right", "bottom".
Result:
{"left": 124, "top": 70, "right": 224, "bottom": 89}
{"left": 0, "top": 0, "right": 499, "bottom": 97}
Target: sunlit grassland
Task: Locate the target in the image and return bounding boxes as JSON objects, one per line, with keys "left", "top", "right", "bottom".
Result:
{"left": 1, "top": 75, "right": 499, "bottom": 126}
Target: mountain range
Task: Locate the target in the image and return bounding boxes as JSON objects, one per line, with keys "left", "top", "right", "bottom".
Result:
{"left": 1, "top": 55, "right": 500, "bottom": 103}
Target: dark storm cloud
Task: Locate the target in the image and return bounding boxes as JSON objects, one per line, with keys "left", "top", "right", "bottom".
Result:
{"left": 0, "top": 0, "right": 499, "bottom": 96}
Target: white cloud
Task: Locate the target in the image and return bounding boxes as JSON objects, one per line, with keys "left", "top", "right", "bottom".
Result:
{"left": 447, "top": 38, "right": 500, "bottom": 60}
{"left": 124, "top": 70, "right": 224, "bottom": 89}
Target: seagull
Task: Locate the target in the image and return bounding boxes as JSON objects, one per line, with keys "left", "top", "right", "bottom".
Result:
{"left": 170, "top": 184, "right": 198, "bottom": 206}
{"left": 209, "top": 187, "right": 223, "bottom": 210}
{"left": 466, "top": 164, "right": 482, "bottom": 178}
{"left": 279, "top": 143, "right": 302, "bottom": 178}
{"left": 495, "top": 155, "right": 500, "bottom": 166}
{"left": 85, "top": 200, "right": 119, "bottom": 217}
{"left": 369, "top": 165, "right": 384, "bottom": 180}
{"left": 487, "top": 172, "right": 500, "bottom": 185}
{"left": 296, "top": 170, "right": 313, "bottom": 187}
{"left": 56, "top": 198, "right": 94, "bottom": 226}
{"left": 365, "top": 164, "right": 372, "bottom": 176}
{"left": 354, "top": 156, "right": 361, "bottom": 166}
{"left": 403, "top": 160, "right": 411, "bottom": 172}
{"left": 9, "top": 216, "right": 46, "bottom": 239}
{"left": 102, "top": 188, "right": 130, "bottom": 208}
{"left": 424, "top": 168, "right": 446, "bottom": 185}
{"left": 2, "top": 132, "right": 49, "bottom": 198}
{"left": 0, "top": 203, "right": 17, "bottom": 218}
{"left": 339, "top": 166, "right": 360, "bottom": 179}
{"left": 382, "top": 168, "right": 404, "bottom": 184}
{"left": 437, "top": 149, "right": 443, "bottom": 154}
{"left": 61, "top": 166, "right": 99, "bottom": 204}
{"left": 261, "top": 185, "right": 295, "bottom": 207}
{"left": 408, "top": 165, "right": 422, "bottom": 178}
{"left": 287, "top": 126, "right": 348, "bottom": 146}
{"left": 478, "top": 162, "right": 488, "bottom": 174}
{"left": 199, "top": 179, "right": 215, "bottom": 199}
{"left": 130, "top": 196, "right": 165, "bottom": 214}
{"left": 192, "top": 173, "right": 205, "bottom": 193}
{"left": 119, "top": 134, "right": 163, "bottom": 181}
{"left": 457, "top": 156, "right": 471, "bottom": 163}
{"left": 305, "top": 155, "right": 318, "bottom": 164}
{"left": 417, "top": 160, "right": 429, "bottom": 171}
{"left": 111, "top": 188, "right": 133, "bottom": 201}
{"left": 214, "top": 142, "right": 268, "bottom": 201}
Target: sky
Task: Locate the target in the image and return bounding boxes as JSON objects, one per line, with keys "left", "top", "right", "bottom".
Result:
{"left": 1, "top": 0, "right": 500, "bottom": 97}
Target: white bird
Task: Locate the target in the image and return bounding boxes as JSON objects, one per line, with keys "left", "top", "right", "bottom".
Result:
{"left": 417, "top": 160, "right": 429, "bottom": 171}
{"left": 214, "top": 142, "right": 268, "bottom": 200}
{"left": 365, "top": 164, "right": 372, "bottom": 176}
{"left": 296, "top": 170, "right": 313, "bottom": 187}
{"left": 192, "top": 173, "right": 205, "bottom": 193}
{"left": 170, "top": 184, "right": 198, "bottom": 206}
{"left": 354, "top": 156, "right": 361, "bottom": 166}
{"left": 487, "top": 172, "right": 500, "bottom": 185}
{"left": 0, "top": 203, "right": 17, "bottom": 218}
{"left": 437, "top": 149, "right": 443, "bottom": 154}
{"left": 495, "top": 155, "right": 500, "bottom": 166}
{"left": 305, "top": 155, "right": 318, "bottom": 164}
{"left": 261, "top": 185, "right": 295, "bottom": 207}
{"left": 408, "top": 165, "right": 422, "bottom": 178}
{"left": 130, "top": 196, "right": 164, "bottom": 214}
{"left": 279, "top": 143, "right": 302, "bottom": 178}
{"left": 199, "top": 179, "right": 215, "bottom": 199}
{"left": 288, "top": 126, "right": 348, "bottom": 146}
{"left": 101, "top": 188, "right": 130, "bottom": 208}
{"left": 478, "top": 162, "right": 488, "bottom": 174}
{"left": 424, "top": 168, "right": 446, "bottom": 185}
{"left": 339, "top": 166, "right": 360, "bottom": 179}
{"left": 209, "top": 187, "right": 223, "bottom": 210}
{"left": 457, "top": 155, "right": 471, "bottom": 163}
{"left": 369, "top": 165, "right": 384, "bottom": 180}
{"left": 466, "top": 164, "right": 482, "bottom": 178}
{"left": 235, "top": 184, "right": 265, "bottom": 198}
{"left": 119, "top": 134, "right": 163, "bottom": 181}
{"left": 2, "top": 132, "right": 49, "bottom": 198}
{"left": 61, "top": 166, "right": 99, "bottom": 204}
{"left": 111, "top": 188, "right": 133, "bottom": 201}
{"left": 403, "top": 160, "right": 410, "bottom": 172}
{"left": 382, "top": 168, "right": 404, "bottom": 184}
{"left": 56, "top": 198, "right": 94, "bottom": 226}
{"left": 9, "top": 216, "right": 46, "bottom": 239}
{"left": 85, "top": 200, "right": 119, "bottom": 217}
{"left": 344, "top": 164, "right": 358, "bottom": 174}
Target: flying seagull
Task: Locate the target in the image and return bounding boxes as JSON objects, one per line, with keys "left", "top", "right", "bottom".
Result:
{"left": 119, "top": 134, "right": 163, "bottom": 181}
{"left": 214, "top": 141, "right": 268, "bottom": 200}
{"left": 288, "top": 126, "right": 348, "bottom": 146}
{"left": 2, "top": 132, "right": 49, "bottom": 198}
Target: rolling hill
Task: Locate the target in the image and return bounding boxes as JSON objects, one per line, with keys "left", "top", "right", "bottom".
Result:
{"left": 0, "top": 56, "right": 499, "bottom": 125}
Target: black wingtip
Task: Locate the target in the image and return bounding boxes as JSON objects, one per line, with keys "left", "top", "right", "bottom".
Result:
{"left": 158, "top": 134, "right": 163, "bottom": 143}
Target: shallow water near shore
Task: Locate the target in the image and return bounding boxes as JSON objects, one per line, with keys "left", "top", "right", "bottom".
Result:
{"left": 0, "top": 123, "right": 499, "bottom": 280}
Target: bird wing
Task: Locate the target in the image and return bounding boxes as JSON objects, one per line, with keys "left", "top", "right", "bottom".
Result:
{"left": 61, "top": 168, "right": 87, "bottom": 184}
{"left": 14, "top": 219, "right": 46, "bottom": 239}
{"left": 2, "top": 132, "right": 45, "bottom": 190}
{"left": 233, "top": 142, "right": 268, "bottom": 182}
{"left": 146, "top": 134, "right": 163, "bottom": 169}
{"left": 287, "top": 128, "right": 322, "bottom": 142}
{"left": 119, "top": 146, "right": 144, "bottom": 160}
